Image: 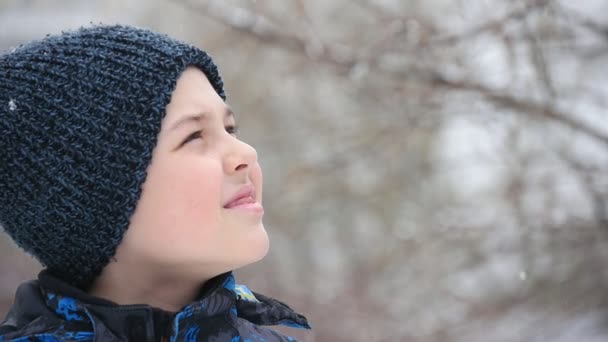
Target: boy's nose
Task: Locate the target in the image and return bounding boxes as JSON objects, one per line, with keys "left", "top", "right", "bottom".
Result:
{"left": 223, "top": 138, "right": 258, "bottom": 175}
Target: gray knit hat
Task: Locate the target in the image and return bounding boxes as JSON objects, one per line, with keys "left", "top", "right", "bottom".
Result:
{"left": 0, "top": 24, "right": 225, "bottom": 289}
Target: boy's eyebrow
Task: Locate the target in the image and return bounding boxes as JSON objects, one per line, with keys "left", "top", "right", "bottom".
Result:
{"left": 169, "top": 107, "right": 235, "bottom": 132}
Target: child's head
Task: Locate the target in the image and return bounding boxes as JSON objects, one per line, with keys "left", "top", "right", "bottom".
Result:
{"left": 0, "top": 25, "right": 268, "bottom": 289}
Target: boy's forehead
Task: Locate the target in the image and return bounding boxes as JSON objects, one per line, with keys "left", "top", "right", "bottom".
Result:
{"left": 166, "top": 67, "right": 231, "bottom": 124}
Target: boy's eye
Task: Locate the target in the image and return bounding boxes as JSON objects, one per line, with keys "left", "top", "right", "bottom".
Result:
{"left": 181, "top": 125, "right": 240, "bottom": 146}
{"left": 226, "top": 124, "right": 239, "bottom": 136}
{"left": 182, "top": 130, "right": 202, "bottom": 145}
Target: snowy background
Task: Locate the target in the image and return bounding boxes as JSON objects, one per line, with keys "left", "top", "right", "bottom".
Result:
{"left": 2, "top": 0, "right": 608, "bottom": 341}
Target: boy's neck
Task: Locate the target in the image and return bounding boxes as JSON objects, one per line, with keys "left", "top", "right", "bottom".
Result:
{"left": 87, "top": 259, "right": 214, "bottom": 313}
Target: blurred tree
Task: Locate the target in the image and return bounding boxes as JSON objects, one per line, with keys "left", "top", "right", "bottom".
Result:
{"left": 1, "top": 0, "right": 607, "bottom": 341}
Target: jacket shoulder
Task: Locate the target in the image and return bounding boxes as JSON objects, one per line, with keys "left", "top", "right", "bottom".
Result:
{"left": 0, "top": 280, "right": 64, "bottom": 339}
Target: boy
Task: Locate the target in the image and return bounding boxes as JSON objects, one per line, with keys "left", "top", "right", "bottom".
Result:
{"left": 0, "top": 24, "right": 310, "bottom": 341}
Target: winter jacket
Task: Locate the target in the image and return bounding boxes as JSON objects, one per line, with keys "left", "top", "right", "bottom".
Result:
{"left": 0, "top": 270, "right": 310, "bottom": 341}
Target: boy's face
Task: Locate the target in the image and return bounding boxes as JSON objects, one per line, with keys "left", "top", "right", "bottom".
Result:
{"left": 116, "top": 66, "right": 269, "bottom": 280}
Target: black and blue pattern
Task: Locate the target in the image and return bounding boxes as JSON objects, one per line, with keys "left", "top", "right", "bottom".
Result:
{"left": 0, "top": 271, "right": 310, "bottom": 341}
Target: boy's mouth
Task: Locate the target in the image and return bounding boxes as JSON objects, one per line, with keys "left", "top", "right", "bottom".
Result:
{"left": 223, "top": 184, "right": 258, "bottom": 209}
{"left": 224, "top": 195, "right": 256, "bottom": 209}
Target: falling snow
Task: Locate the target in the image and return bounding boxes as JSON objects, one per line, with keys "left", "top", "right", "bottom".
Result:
{"left": 8, "top": 99, "right": 17, "bottom": 111}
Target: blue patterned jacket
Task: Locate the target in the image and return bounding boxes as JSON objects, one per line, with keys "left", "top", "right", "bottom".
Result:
{"left": 0, "top": 270, "right": 310, "bottom": 341}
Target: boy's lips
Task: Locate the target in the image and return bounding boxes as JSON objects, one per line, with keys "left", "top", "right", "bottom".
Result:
{"left": 226, "top": 202, "right": 264, "bottom": 215}
{"left": 223, "top": 184, "right": 262, "bottom": 211}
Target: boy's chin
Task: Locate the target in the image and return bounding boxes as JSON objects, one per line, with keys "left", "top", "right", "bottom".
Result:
{"left": 233, "top": 238, "right": 270, "bottom": 270}
{"left": 230, "top": 237, "right": 270, "bottom": 271}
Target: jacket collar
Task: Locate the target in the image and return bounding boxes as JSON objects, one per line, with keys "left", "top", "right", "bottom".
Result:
{"left": 33, "top": 269, "right": 310, "bottom": 341}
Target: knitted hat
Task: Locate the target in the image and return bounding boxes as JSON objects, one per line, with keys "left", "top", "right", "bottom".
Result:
{"left": 0, "top": 24, "right": 225, "bottom": 289}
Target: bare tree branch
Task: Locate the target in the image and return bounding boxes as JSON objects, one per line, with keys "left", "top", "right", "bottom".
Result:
{"left": 422, "top": 0, "right": 553, "bottom": 47}
{"left": 169, "top": 0, "right": 608, "bottom": 147}
{"left": 560, "top": 6, "right": 608, "bottom": 41}
{"left": 424, "top": 73, "right": 608, "bottom": 146}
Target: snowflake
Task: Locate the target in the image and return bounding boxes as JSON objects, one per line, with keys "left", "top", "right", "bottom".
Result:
{"left": 8, "top": 99, "right": 17, "bottom": 111}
